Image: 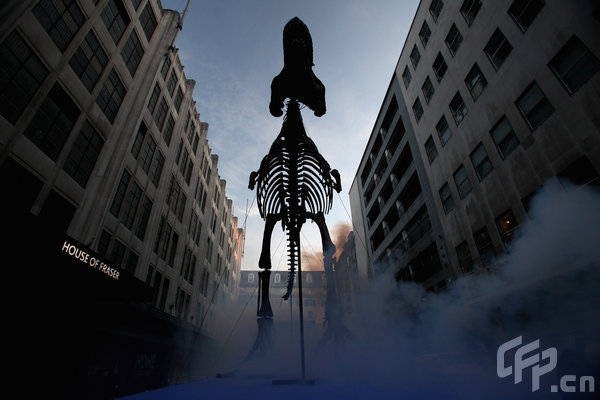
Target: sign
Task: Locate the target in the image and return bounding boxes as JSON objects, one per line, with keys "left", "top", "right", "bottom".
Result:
{"left": 60, "top": 239, "right": 120, "bottom": 280}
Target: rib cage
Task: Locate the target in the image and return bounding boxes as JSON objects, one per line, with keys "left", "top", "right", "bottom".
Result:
{"left": 255, "top": 101, "right": 336, "bottom": 219}
{"left": 252, "top": 100, "right": 337, "bottom": 298}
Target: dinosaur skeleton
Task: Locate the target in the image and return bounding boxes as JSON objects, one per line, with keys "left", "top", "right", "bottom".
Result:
{"left": 248, "top": 18, "right": 344, "bottom": 343}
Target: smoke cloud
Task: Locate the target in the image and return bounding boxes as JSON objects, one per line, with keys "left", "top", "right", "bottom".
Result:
{"left": 300, "top": 221, "right": 353, "bottom": 271}
{"left": 148, "top": 183, "right": 599, "bottom": 399}
{"left": 308, "top": 183, "right": 600, "bottom": 398}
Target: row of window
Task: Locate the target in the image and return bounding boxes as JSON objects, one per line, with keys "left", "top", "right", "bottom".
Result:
{"left": 246, "top": 272, "right": 323, "bottom": 285}
{"left": 436, "top": 79, "right": 555, "bottom": 215}
{"left": 409, "top": 24, "right": 514, "bottom": 126}
{"left": 110, "top": 169, "right": 153, "bottom": 239}
{"left": 454, "top": 209, "right": 519, "bottom": 274}
{"left": 98, "top": 229, "right": 139, "bottom": 274}
{"left": 405, "top": 0, "right": 549, "bottom": 127}
{"left": 359, "top": 101, "right": 403, "bottom": 188}
{"left": 423, "top": 34, "right": 598, "bottom": 164}
{"left": 1, "top": 0, "right": 158, "bottom": 128}
{"left": 131, "top": 121, "right": 165, "bottom": 187}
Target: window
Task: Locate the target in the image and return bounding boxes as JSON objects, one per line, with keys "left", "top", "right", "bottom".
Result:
{"left": 429, "top": 0, "right": 444, "bottom": 22}
{"left": 432, "top": 52, "right": 447, "bottom": 82}
{"left": 412, "top": 97, "right": 424, "bottom": 122}
{"left": 163, "top": 114, "right": 175, "bottom": 145}
{"left": 464, "top": 63, "right": 487, "bottom": 101}
{"left": 422, "top": 76, "right": 434, "bottom": 104}
{"left": 167, "top": 232, "right": 178, "bottom": 266}
{"left": 110, "top": 239, "right": 126, "bottom": 267}
{"left": 470, "top": 143, "right": 493, "bottom": 180}
{"left": 484, "top": 28, "right": 512, "bottom": 71}
{"left": 453, "top": 164, "right": 472, "bottom": 199}
{"left": 192, "top": 133, "right": 200, "bottom": 154}
{"left": 456, "top": 241, "right": 474, "bottom": 273}
{"left": 97, "top": 230, "right": 111, "bottom": 257}
{"left": 121, "top": 181, "right": 142, "bottom": 229}
{"left": 69, "top": 30, "right": 108, "bottom": 92}
{"left": 179, "top": 148, "right": 189, "bottom": 175}
{"left": 138, "top": 132, "right": 157, "bottom": 174}
{"left": 402, "top": 66, "right": 412, "bottom": 88}
{"left": 248, "top": 273, "right": 255, "bottom": 283}
{"left": 177, "top": 193, "right": 187, "bottom": 222}
{"left": 445, "top": 24, "right": 463, "bottom": 56}
{"left": 167, "top": 174, "right": 181, "bottom": 214}
{"left": 96, "top": 68, "right": 126, "bottom": 123}
{"left": 131, "top": 122, "right": 146, "bottom": 159}
{"left": 424, "top": 135, "right": 438, "bottom": 163}
{"left": 185, "top": 161, "right": 193, "bottom": 185}
{"left": 549, "top": 35, "right": 600, "bottom": 95}
{"left": 436, "top": 115, "right": 452, "bottom": 145}
{"left": 419, "top": 21, "right": 431, "bottom": 47}
{"left": 154, "top": 97, "right": 168, "bottom": 129}
{"left": 154, "top": 216, "right": 172, "bottom": 259}
{"left": 123, "top": 250, "right": 138, "bottom": 275}
{"left": 274, "top": 273, "right": 281, "bottom": 284}
{"left": 515, "top": 81, "right": 554, "bottom": 130}
{"left": 474, "top": 227, "right": 494, "bottom": 266}
{"left": 175, "top": 139, "right": 184, "bottom": 165}
{"left": 0, "top": 31, "right": 49, "bottom": 124}
{"left": 140, "top": 2, "right": 157, "bottom": 41}
{"left": 167, "top": 70, "right": 177, "bottom": 96}
{"left": 557, "top": 155, "right": 600, "bottom": 187}
{"left": 33, "top": 0, "right": 85, "bottom": 51}
{"left": 24, "top": 83, "right": 80, "bottom": 161}
{"left": 460, "top": 0, "right": 482, "bottom": 26}
{"left": 149, "top": 151, "right": 164, "bottom": 187}
{"left": 160, "top": 55, "right": 171, "bottom": 79}
{"left": 449, "top": 92, "right": 468, "bottom": 125}
{"left": 508, "top": 0, "right": 545, "bottom": 32}
{"left": 490, "top": 116, "right": 519, "bottom": 159}
{"left": 101, "top": 0, "right": 130, "bottom": 44}
{"left": 380, "top": 96, "right": 398, "bottom": 136}
{"left": 174, "top": 86, "right": 184, "bottom": 111}
{"left": 158, "top": 277, "right": 169, "bottom": 310}
{"left": 121, "top": 30, "right": 144, "bottom": 76}
{"left": 187, "top": 121, "right": 196, "bottom": 142}
{"left": 147, "top": 82, "right": 160, "bottom": 113}
{"left": 410, "top": 45, "right": 421, "bottom": 69}
{"left": 110, "top": 169, "right": 131, "bottom": 217}
{"left": 63, "top": 120, "right": 104, "bottom": 187}
{"left": 135, "top": 195, "right": 152, "bottom": 240}
{"left": 439, "top": 183, "right": 454, "bottom": 214}
{"left": 496, "top": 209, "right": 519, "bottom": 245}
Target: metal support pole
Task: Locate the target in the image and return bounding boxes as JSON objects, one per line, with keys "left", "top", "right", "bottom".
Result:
{"left": 256, "top": 271, "right": 261, "bottom": 315}
{"left": 297, "top": 235, "right": 306, "bottom": 380}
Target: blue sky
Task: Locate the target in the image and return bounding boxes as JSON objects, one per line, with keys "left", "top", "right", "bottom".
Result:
{"left": 160, "top": 0, "right": 420, "bottom": 270}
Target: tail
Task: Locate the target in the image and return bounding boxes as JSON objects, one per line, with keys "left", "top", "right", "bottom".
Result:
{"left": 282, "top": 229, "right": 298, "bottom": 300}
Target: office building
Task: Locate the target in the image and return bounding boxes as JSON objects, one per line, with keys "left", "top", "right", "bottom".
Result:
{"left": 1, "top": 0, "right": 243, "bottom": 396}
{"left": 350, "top": 0, "right": 600, "bottom": 290}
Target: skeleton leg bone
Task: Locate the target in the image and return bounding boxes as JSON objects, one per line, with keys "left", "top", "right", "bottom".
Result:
{"left": 307, "top": 212, "right": 353, "bottom": 350}
{"left": 258, "top": 213, "right": 282, "bottom": 270}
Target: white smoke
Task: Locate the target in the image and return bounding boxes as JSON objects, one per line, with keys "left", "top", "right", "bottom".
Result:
{"left": 180, "top": 183, "right": 600, "bottom": 399}
{"left": 308, "top": 182, "right": 600, "bottom": 398}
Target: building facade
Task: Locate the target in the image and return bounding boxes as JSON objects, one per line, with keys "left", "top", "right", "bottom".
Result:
{"left": 0, "top": 0, "right": 243, "bottom": 396}
{"left": 350, "top": 0, "right": 600, "bottom": 290}
{"left": 239, "top": 269, "right": 327, "bottom": 325}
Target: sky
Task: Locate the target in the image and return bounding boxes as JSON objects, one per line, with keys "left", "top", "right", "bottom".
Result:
{"left": 159, "top": 0, "right": 420, "bottom": 270}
